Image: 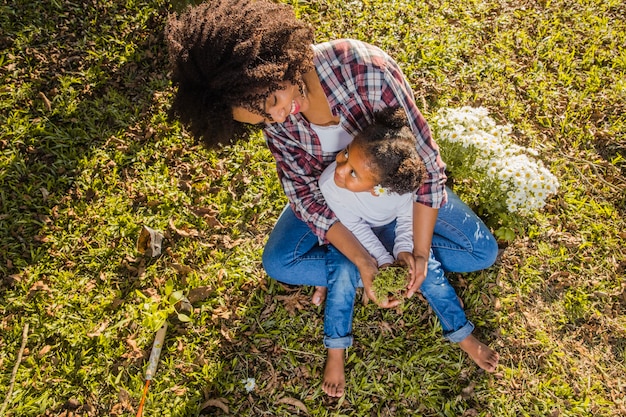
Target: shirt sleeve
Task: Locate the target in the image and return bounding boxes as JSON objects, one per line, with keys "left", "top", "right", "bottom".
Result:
{"left": 393, "top": 194, "right": 415, "bottom": 259}
{"left": 264, "top": 127, "right": 337, "bottom": 243}
{"left": 368, "top": 46, "right": 448, "bottom": 208}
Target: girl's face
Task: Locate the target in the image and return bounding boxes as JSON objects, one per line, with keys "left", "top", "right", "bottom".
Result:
{"left": 333, "top": 141, "right": 380, "bottom": 194}
{"left": 232, "top": 81, "right": 309, "bottom": 124}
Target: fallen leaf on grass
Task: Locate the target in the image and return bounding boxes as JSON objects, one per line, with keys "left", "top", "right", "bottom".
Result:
{"left": 199, "top": 398, "right": 229, "bottom": 414}
{"left": 122, "top": 337, "right": 144, "bottom": 360}
{"left": 276, "top": 397, "right": 308, "bottom": 415}
{"left": 136, "top": 225, "right": 164, "bottom": 257}
{"left": 39, "top": 91, "right": 52, "bottom": 111}
{"left": 169, "top": 218, "right": 200, "bottom": 238}
{"left": 259, "top": 302, "right": 276, "bottom": 321}
{"left": 461, "top": 381, "right": 476, "bottom": 398}
{"left": 38, "top": 345, "right": 52, "bottom": 357}
{"left": 187, "top": 286, "right": 212, "bottom": 304}
{"left": 170, "top": 385, "right": 187, "bottom": 395}
{"left": 27, "top": 281, "right": 51, "bottom": 297}
{"left": 211, "top": 306, "right": 232, "bottom": 321}
{"left": 171, "top": 262, "right": 193, "bottom": 275}
{"left": 110, "top": 389, "right": 134, "bottom": 416}
{"left": 275, "top": 293, "right": 308, "bottom": 316}
{"left": 87, "top": 320, "right": 109, "bottom": 337}
{"left": 220, "top": 325, "right": 234, "bottom": 341}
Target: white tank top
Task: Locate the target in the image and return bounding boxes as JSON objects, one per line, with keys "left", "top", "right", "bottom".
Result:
{"left": 311, "top": 123, "right": 353, "bottom": 153}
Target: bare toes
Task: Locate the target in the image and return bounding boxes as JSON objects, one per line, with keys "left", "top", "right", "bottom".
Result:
{"left": 312, "top": 286, "right": 327, "bottom": 306}
{"left": 323, "top": 383, "right": 344, "bottom": 397}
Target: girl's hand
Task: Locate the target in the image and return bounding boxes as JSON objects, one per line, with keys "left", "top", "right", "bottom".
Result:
{"left": 360, "top": 262, "right": 402, "bottom": 309}
{"left": 356, "top": 256, "right": 378, "bottom": 304}
{"left": 405, "top": 254, "right": 428, "bottom": 298}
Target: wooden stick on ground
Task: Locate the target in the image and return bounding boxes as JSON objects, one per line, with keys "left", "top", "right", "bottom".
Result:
{"left": 0, "top": 322, "right": 29, "bottom": 417}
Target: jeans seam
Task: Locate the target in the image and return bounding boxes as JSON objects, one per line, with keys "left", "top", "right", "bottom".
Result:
{"left": 432, "top": 218, "right": 474, "bottom": 253}
{"left": 292, "top": 230, "right": 325, "bottom": 262}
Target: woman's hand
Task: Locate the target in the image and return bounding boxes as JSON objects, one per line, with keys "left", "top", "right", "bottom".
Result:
{"left": 409, "top": 202, "right": 437, "bottom": 299}
{"left": 405, "top": 255, "right": 428, "bottom": 298}
{"left": 396, "top": 251, "right": 416, "bottom": 285}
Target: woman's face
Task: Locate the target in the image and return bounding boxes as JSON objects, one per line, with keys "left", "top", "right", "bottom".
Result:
{"left": 232, "top": 81, "right": 309, "bottom": 124}
{"left": 333, "top": 141, "right": 380, "bottom": 194}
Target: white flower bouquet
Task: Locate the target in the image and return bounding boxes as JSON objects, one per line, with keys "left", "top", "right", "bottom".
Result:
{"left": 432, "top": 106, "right": 559, "bottom": 240}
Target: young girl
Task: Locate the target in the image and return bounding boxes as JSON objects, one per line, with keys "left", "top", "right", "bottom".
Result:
{"left": 319, "top": 107, "right": 499, "bottom": 396}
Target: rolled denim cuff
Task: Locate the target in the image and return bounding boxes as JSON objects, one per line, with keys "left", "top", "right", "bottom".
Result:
{"left": 323, "top": 334, "right": 353, "bottom": 349}
{"left": 443, "top": 320, "right": 475, "bottom": 343}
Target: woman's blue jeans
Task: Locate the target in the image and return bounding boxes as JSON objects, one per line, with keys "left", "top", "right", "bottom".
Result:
{"left": 262, "top": 188, "right": 498, "bottom": 349}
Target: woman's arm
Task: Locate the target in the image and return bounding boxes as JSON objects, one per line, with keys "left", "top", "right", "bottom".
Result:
{"left": 406, "top": 202, "right": 438, "bottom": 298}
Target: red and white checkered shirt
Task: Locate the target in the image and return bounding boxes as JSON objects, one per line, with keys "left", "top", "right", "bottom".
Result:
{"left": 263, "top": 39, "right": 447, "bottom": 243}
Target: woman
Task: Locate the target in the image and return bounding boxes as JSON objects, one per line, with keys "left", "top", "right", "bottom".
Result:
{"left": 165, "top": 0, "right": 499, "bottom": 398}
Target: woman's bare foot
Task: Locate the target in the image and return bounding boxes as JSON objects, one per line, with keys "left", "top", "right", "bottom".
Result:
{"left": 312, "top": 286, "right": 327, "bottom": 306}
{"left": 458, "top": 334, "right": 499, "bottom": 372}
{"left": 322, "top": 348, "right": 345, "bottom": 397}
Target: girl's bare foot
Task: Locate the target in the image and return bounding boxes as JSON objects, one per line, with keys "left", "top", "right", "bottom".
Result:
{"left": 458, "top": 334, "right": 499, "bottom": 372}
{"left": 322, "top": 348, "right": 345, "bottom": 397}
{"left": 312, "top": 286, "right": 327, "bottom": 306}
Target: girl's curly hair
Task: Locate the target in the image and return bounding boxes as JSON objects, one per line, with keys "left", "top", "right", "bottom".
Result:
{"left": 165, "top": 0, "right": 315, "bottom": 147}
{"left": 354, "top": 107, "right": 427, "bottom": 195}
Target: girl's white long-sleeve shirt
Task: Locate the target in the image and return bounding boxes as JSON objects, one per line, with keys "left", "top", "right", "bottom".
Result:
{"left": 319, "top": 161, "right": 414, "bottom": 266}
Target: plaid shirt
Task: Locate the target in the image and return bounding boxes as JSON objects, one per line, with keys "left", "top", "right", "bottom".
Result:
{"left": 264, "top": 39, "right": 447, "bottom": 243}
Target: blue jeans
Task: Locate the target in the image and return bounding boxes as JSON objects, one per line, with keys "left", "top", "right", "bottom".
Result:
{"left": 262, "top": 188, "right": 498, "bottom": 349}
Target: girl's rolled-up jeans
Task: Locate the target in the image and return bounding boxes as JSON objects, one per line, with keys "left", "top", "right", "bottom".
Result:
{"left": 262, "top": 188, "right": 498, "bottom": 349}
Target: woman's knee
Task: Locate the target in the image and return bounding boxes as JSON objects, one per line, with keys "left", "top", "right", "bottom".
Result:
{"left": 473, "top": 232, "right": 499, "bottom": 269}
{"left": 261, "top": 243, "right": 279, "bottom": 278}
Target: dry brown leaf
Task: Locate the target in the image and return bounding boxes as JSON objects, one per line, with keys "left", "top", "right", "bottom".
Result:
{"left": 461, "top": 381, "right": 477, "bottom": 398}
{"left": 211, "top": 306, "right": 232, "bottom": 321}
{"left": 204, "top": 214, "right": 225, "bottom": 229}
{"left": 190, "top": 205, "right": 219, "bottom": 217}
{"left": 110, "top": 389, "right": 134, "bottom": 416}
{"left": 199, "top": 398, "right": 229, "bottom": 414}
{"left": 187, "top": 286, "right": 212, "bottom": 304}
{"left": 39, "top": 91, "right": 52, "bottom": 111}
{"left": 171, "top": 262, "right": 193, "bottom": 275}
{"left": 169, "top": 218, "right": 200, "bottom": 238}
{"left": 378, "top": 321, "right": 394, "bottom": 334}
{"left": 123, "top": 337, "right": 144, "bottom": 360}
{"left": 259, "top": 302, "right": 276, "bottom": 321}
{"left": 137, "top": 225, "right": 164, "bottom": 257}
{"left": 170, "top": 385, "right": 187, "bottom": 395}
{"left": 87, "top": 320, "right": 109, "bottom": 338}
{"left": 27, "top": 281, "right": 51, "bottom": 297}
{"left": 220, "top": 325, "right": 233, "bottom": 342}
{"left": 480, "top": 293, "right": 491, "bottom": 306}
{"left": 38, "top": 345, "right": 52, "bottom": 357}
{"left": 275, "top": 293, "right": 308, "bottom": 316}
{"left": 276, "top": 397, "right": 308, "bottom": 415}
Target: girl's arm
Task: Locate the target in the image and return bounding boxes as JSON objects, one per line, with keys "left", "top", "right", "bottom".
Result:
{"left": 406, "top": 202, "right": 438, "bottom": 298}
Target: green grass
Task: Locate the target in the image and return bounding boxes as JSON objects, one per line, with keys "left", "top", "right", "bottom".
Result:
{"left": 1, "top": 0, "right": 625, "bottom": 416}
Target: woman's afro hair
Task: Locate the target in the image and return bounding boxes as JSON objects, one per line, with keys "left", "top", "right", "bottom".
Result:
{"left": 165, "top": 0, "right": 315, "bottom": 147}
{"left": 354, "top": 107, "right": 427, "bottom": 195}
